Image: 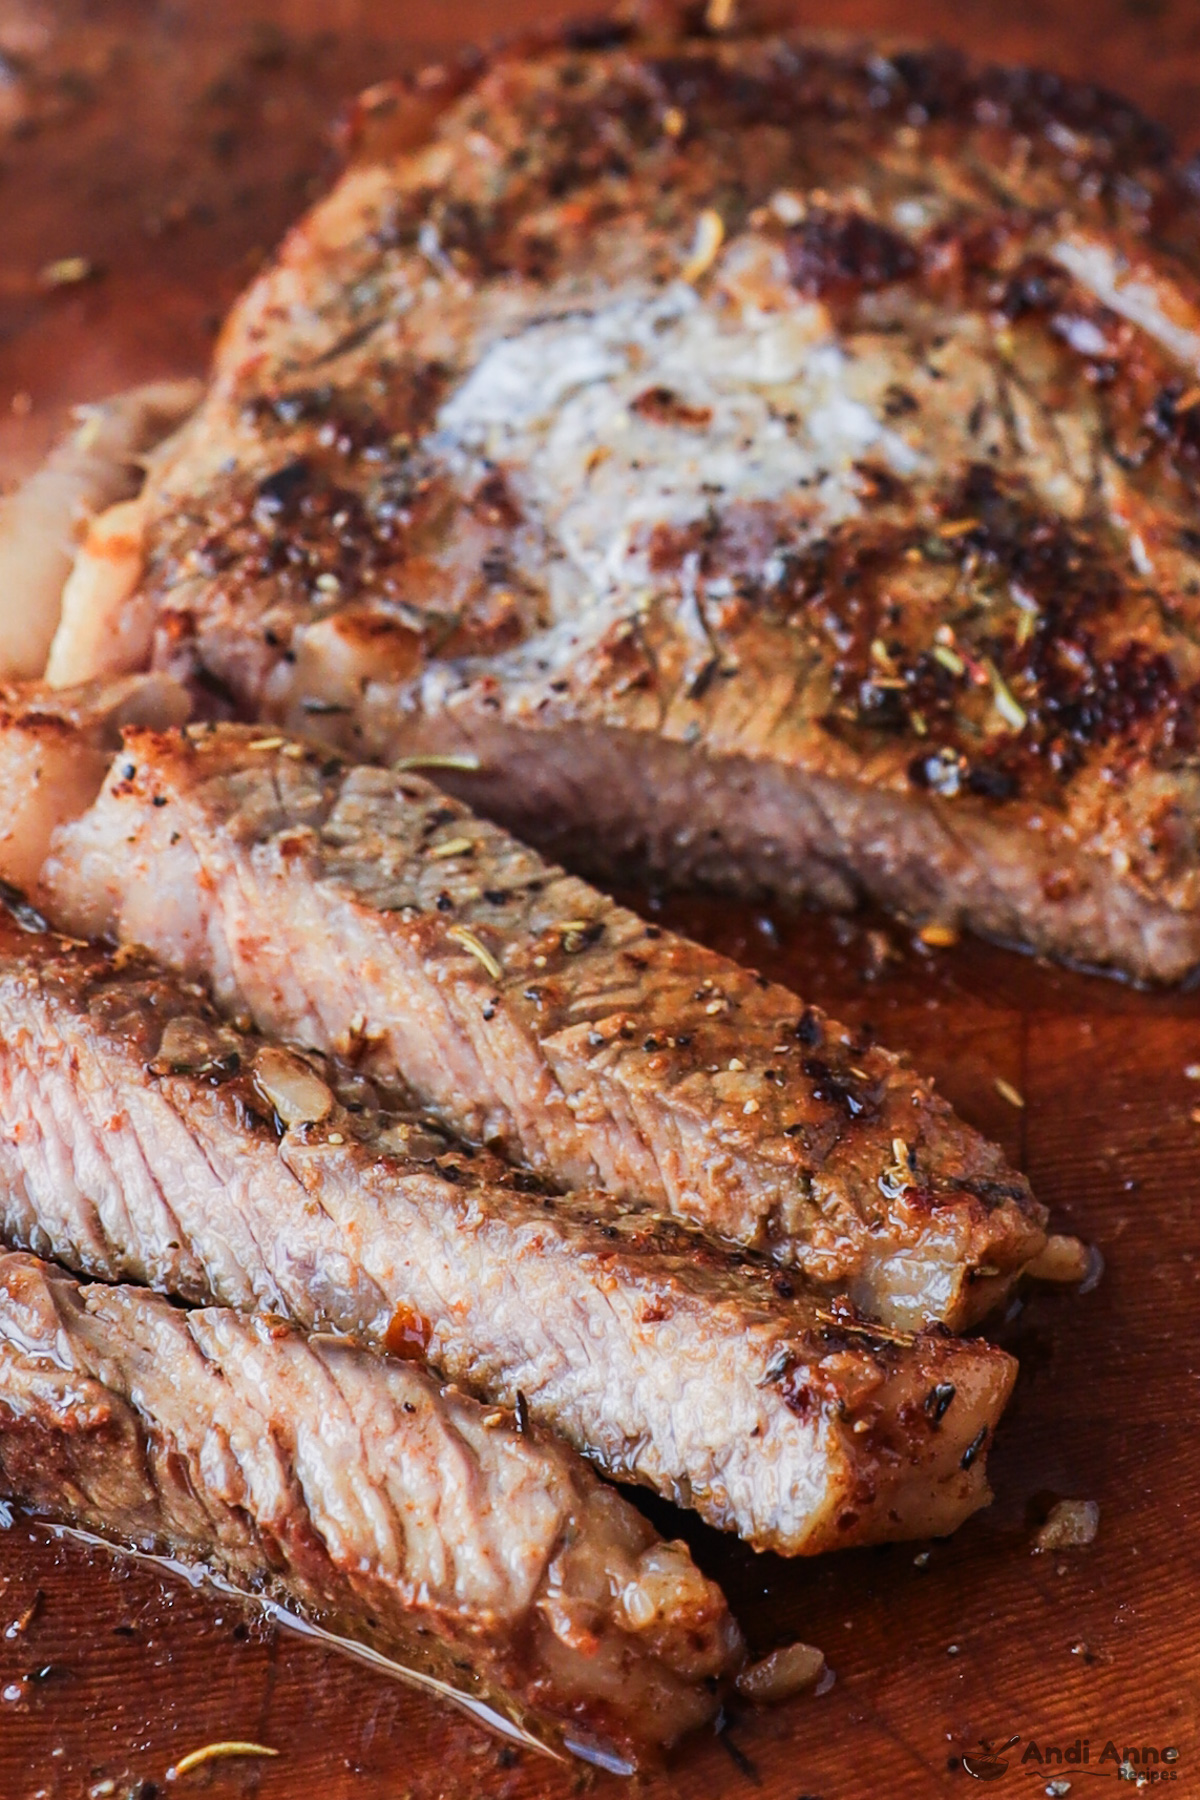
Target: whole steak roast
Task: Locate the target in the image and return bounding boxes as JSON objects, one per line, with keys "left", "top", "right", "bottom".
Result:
{"left": 129, "top": 6, "right": 1200, "bottom": 981}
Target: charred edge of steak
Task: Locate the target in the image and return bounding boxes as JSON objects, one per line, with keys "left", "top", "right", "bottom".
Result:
{"left": 0, "top": 1249, "right": 740, "bottom": 1764}
{"left": 337, "top": 15, "right": 1180, "bottom": 248}
{"left": 784, "top": 208, "right": 918, "bottom": 301}
{"left": 758, "top": 463, "right": 1200, "bottom": 799}
{"left": 357, "top": 21, "right": 1181, "bottom": 238}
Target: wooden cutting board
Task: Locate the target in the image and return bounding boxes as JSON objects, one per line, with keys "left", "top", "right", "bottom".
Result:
{"left": 1, "top": 5, "right": 1199, "bottom": 1796}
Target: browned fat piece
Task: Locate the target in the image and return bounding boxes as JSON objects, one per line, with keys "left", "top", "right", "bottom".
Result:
{"left": 0, "top": 674, "right": 187, "bottom": 892}
{"left": 43, "top": 722, "right": 1046, "bottom": 1330}
{"left": 78, "top": 20, "right": 1200, "bottom": 984}
{"left": 0, "top": 909, "right": 1016, "bottom": 1554}
{"left": 0, "top": 1249, "right": 740, "bottom": 1768}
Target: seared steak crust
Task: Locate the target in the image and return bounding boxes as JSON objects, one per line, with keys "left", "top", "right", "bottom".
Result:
{"left": 44, "top": 720, "right": 1046, "bottom": 1329}
{"left": 129, "top": 13, "right": 1200, "bottom": 980}
{"left": 0, "top": 1250, "right": 740, "bottom": 1765}
{"left": 0, "top": 907, "right": 1016, "bottom": 1553}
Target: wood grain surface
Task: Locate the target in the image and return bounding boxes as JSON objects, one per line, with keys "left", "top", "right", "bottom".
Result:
{"left": 2, "top": 4, "right": 1200, "bottom": 1797}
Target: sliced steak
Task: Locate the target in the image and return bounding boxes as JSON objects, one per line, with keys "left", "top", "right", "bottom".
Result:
{"left": 0, "top": 907, "right": 1016, "bottom": 1554}
{"left": 42, "top": 721, "right": 1046, "bottom": 1330}
{"left": 86, "top": 18, "right": 1200, "bottom": 982}
{"left": 0, "top": 1248, "right": 739, "bottom": 1767}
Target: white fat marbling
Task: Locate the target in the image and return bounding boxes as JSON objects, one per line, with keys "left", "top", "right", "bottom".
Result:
{"left": 436, "top": 276, "right": 925, "bottom": 613}
{"left": 1053, "top": 235, "right": 1200, "bottom": 371}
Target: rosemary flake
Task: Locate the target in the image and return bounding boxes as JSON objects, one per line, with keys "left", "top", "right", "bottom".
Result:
{"left": 446, "top": 925, "right": 502, "bottom": 981}
{"left": 393, "top": 753, "right": 482, "bottom": 773}
{"left": 680, "top": 208, "right": 725, "bottom": 283}
{"left": 168, "top": 1742, "right": 279, "bottom": 1779}
{"left": 986, "top": 659, "right": 1027, "bottom": 731}
{"left": 814, "top": 1308, "right": 916, "bottom": 1348}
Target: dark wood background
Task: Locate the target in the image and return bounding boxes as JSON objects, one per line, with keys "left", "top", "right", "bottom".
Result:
{"left": 2, "top": 4, "right": 1200, "bottom": 1796}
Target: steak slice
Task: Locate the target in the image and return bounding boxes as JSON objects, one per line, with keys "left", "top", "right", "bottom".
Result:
{"left": 0, "top": 906, "right": 1016, "bottom": 1554}
{"left": 0, "top": 1248, "right": 740, "bottom": 1767}
{"left": 42, "top": 720, "right": 1046, "bottom": 1330}
{"left": 93, "top": 16, "right": 1200, "bottom": 982}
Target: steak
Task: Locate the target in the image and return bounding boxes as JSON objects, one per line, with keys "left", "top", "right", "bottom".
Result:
{"left": 41, "top": 718, "right": 1046, "bottom": 1329}
{"left": 0, "top": 381, "right": 200, "bottom": 682}
{"left": 0, "top": 905, "right": 1017, "bottom": 1554}
{"left": 0, "top": 1248, "right": 740, "bottom": 1767}
{"left": 76, "top": 12, "right": 1200, "bottom": 982}
{"left": 0, "top": 674, "right": 188, "bottom": 894}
